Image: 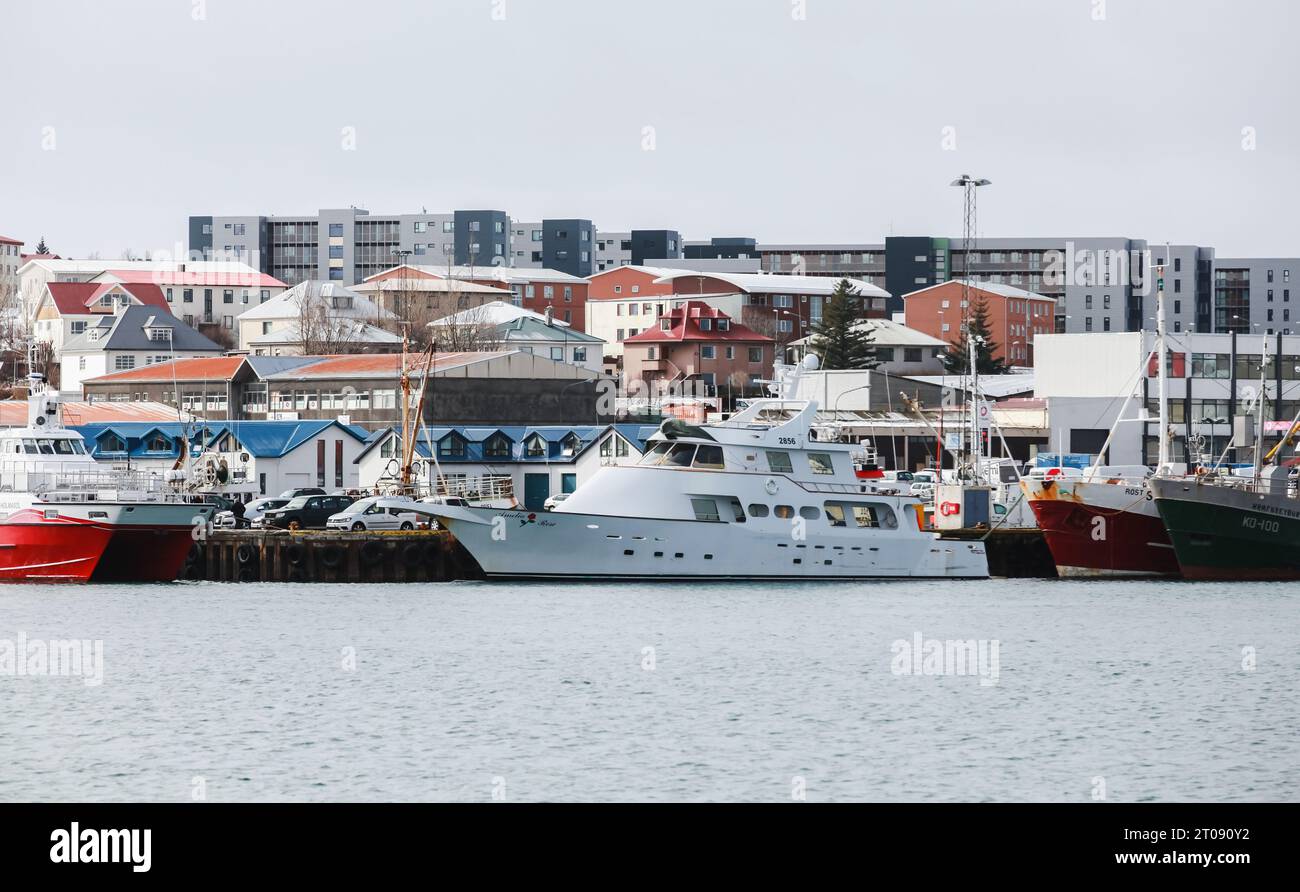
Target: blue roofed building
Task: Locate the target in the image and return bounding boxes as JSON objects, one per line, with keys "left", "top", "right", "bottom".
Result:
{"left": 71, "top": 419, "right": 371, "bottom": 496}
{"left": 354, "top": 423, "right": 655, "bottom": 510}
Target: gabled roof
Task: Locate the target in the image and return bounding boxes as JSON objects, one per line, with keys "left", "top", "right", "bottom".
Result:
{"left": 587, "top": 265, "right": 684, "bottom": 281}
{"left": 429, "top": 300, "right": 572, "bottom": 328}
{"left": 369, "top": 264, "right": 586, "bottom": 285}
{"left": 651, "top": 271, "right": 891, "bottom": 298}
{"left": 62, "top": 305, "right": 223, "bottom": 354}
{"left": 354, "top": 424, "right": 629, "bottom": 464}
{"left": 624, "top": 300, "right": 773, "bottom": 344}
{"left": 97, "top": 268, "right": 285, "bottom": 288}
{"left": 85, "top": 355, "right": 246, "bottom": 384}
{"left": 71, "top": 420, "right": 370, "bottom": 460}
{"left": 259, "top": 351, "right": 513, "bottom": 381}
{"left": 43, "top": 280, "right": 171, "bottom": 316}
{"left": 0, "top": 400, "right": 186, "bottom": 426}
{"left": 246, "top": 319, "right": 402, "bottom": 346}
{"left": 790, "top": 318, "right": 947, "bottom": 348}
{"left": 492, "top": 317, "right": 604, "bottom": 344}
{"left": 237, "top": 280, "right": 394, "bottom": 322}
{"left": 0, "top": 235, "right": 23, "bottom": 246}
{"left": 904, "top": 278, "right": 1053, "bottom": 302}
{"left": 43, "top": 282, "right": 101, "bottom": 315}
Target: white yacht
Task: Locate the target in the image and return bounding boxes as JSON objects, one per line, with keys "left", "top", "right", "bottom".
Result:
{"left": 427, "top": 362, "right": 988, "bottom": 580}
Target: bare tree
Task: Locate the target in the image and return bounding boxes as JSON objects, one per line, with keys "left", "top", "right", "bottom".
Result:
{"left": 296, "top": 284, "right": 360, "bottom": 355}
{"left": 429, "top": 301, "right": 507, "bottom": 353}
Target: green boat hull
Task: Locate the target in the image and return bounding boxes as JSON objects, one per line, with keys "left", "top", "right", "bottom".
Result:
{"left": 1151, "top": 477, "right": 1300, "bottom": 580}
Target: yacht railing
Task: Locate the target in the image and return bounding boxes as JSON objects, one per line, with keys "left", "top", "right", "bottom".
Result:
{"left": 434, "top": 474, "right": 515, "bottom": 502}
{"left": 3, "top": 468, "right": 184, "bottom": 501}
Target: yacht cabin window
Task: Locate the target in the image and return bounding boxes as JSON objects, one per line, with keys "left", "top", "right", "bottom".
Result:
{"left": 663, "top": 444, "right": 696, "bottom": 467}
{"left": 766, "top": 451, "right": 794, "bottom": 473}
{"left": 748, "top": 504, "right": 770, "bottom": 518}
{"left": 692, "top": 445, "right": 724, "bottom": 469}
{"left": 808, "top": 453, "right": 835, "bottom": 475}
{"left": 774, "top": 505, "right": 795, "bottom": 519}
{"left": 690, "top": 498, "right": 721, "bottom": 522}
{"left": 639, "top": 442, "right": 671, "bottom": 465}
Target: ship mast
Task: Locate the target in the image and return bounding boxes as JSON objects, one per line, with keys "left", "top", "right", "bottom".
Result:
{"left": 1156, "top": 248, "right": 1170, "bottom": 471}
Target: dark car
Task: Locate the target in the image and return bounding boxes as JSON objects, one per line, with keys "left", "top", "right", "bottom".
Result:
{"left": 259, "top": 494, "right": 356, "bottom": 531}
{"left": 278, "top": 487, "right": 326, "bottom": 500}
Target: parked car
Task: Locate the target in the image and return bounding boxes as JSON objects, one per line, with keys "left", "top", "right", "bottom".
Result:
{"left": 543, "top": 492, "right": 571, "bottom": 511}
{"left": 326, "top": 497, "right": 426, "bottom": 532}
{"left": 258, "top": 494, "right": 356, "bottom": 530}
{"left": 214, "top": 497, "right": 289, "bottom": 529}
{"left": 278, "top": 487, "right": 326, "bottom": 500}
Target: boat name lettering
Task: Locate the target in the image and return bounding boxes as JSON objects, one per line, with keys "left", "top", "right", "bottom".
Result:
{"left": 778, "top": 437, "right": 798, "bottom": 446}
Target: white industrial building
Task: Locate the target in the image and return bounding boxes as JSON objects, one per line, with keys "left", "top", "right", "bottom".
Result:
{"left": 1034, "top": 331, "right": 1300, "bottom": 466}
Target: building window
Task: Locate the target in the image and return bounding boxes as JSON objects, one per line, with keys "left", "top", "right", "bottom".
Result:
{"left": 484, "top": 434, "right": 511, "bottom": 458}
{"left": 438, "top": 434, "right": 467, "bottom": 459}
{"left": 114, "top": 355, "right": 136, "bottom": 370}
{"left": 701, "top": 345, "right": 716, "bottom": 359}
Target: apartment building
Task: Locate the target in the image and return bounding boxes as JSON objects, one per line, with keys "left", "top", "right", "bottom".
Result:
{"left": 623, "top": 301, "right": 775, "bottom": 395}
{"left": 507, "top": 219, "right": 596, "bottom": 277}
{"left": 16, "top": 258, "right": 279, "bottom": 328}
{"left": 189, "top": 208, "right": 513, "bottom": 286}
{"left": 684, "top": 237, "right": 759, "bottom": 261}
{"left": 0, "top": 235, "right": 23, "bottom": 317}
{"left": 1210, "top": 258, "right": 1297, "bottom": 336}
{"left": 32, "top": 279, "right": 174, "bottom": 356}
{"left": 60, "top": 305, "right": 223, "bottom": 394}
{"left": 586, "top": 269, "right": 891, "bottom": 364}
{"left": 760, "top": 243, "right": 888, "bottom": 292}
{"left": 903, "top": 280, "right": 1058, "bottom": 366}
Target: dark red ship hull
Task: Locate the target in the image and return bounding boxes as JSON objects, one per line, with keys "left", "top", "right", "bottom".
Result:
{"left": 92, "top": 526, "right": 198, "bottom": 583}
{"left": 1026, "top": 482, "right": 1180, "bottom": 578}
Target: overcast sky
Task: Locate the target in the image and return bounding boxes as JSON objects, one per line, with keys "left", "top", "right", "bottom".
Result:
{"left": 2, "top": 0, "right": 1296, "bottom": 258}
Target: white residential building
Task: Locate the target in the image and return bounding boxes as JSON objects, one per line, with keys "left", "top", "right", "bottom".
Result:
{"left": 0, "top": 235, "right": 24, "bottom": 322}
{"left": 60, "top": 304, "right": 224, "bottom": 394}
{"left": 235, "top": 280, "right": 395, "bottom": 353}
{"left": 17, "top": 258, "right": 285, "bottom": 329}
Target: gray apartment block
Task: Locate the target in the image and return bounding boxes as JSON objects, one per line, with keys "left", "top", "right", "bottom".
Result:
{"left": 1212, "top": 258, "right": 1299, "bottom": 336}
{"left": 594, "top": 231, "right": 632, "bottom": 271}
{"left": 190, "top": 208, "right": 503, "bottom": 286}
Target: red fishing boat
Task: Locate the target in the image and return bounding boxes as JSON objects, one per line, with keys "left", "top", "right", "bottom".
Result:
{"left": 0, "top": 375, "right": 214, "bottom": 582}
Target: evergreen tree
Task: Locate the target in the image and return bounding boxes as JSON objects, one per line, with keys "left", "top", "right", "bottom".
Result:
{"left": 35, "top": 236, "right": 48, "bottom": 254}
{"left": 807, "top": 279, "right": 879, "bottom": 370}
{"left": 940, "top": 292, "right": 1009, "bottom": 375}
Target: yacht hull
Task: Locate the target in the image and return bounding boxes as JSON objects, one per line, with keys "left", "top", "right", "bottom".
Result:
{"left": 431, "top": 505, "right": 989, "bottom": 580}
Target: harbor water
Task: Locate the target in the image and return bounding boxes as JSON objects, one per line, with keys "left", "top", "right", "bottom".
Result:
{"left": 3, "top": 579, "right": 1297, "bottom": 802}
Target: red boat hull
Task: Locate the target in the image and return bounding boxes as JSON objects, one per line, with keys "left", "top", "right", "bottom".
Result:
{"left": 92, "top": 526, "right": 198, "bottom": 583}
{"left": 0, "top": 516, "right": 114, "bottom": 582}
{"left": 1028, "top": 496, "right": 1180, "bottom": 578}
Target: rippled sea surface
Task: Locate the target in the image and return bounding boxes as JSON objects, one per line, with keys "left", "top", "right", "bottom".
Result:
{"left": 2, "top": 579, "right": 1297, "bottom": 802}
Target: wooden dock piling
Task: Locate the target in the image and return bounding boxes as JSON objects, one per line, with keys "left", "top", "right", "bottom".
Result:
{"left": 183, "top": 529, "right": 483, "bottom": 583}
